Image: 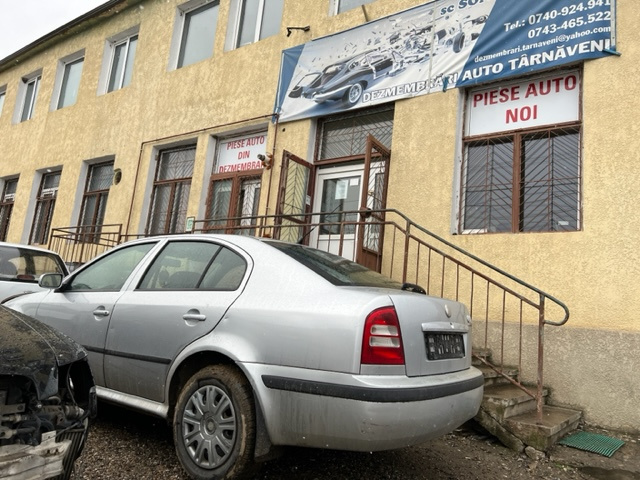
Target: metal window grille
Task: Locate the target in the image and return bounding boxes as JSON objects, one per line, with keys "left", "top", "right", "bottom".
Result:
{"left": 319, "top": 107, "right": 394, "bottom": 160}
{"left": 147, "top": 147, "right": 195, "bottom": 235}
{"left": 30, "top": 172, "right": 60, "bottom": 245}
{"left": 0, "top": 179, "right": 17, "bottom": 241}
{"left": 460, "top": 126, "right": 581, "bottom": 233}
{"left": 79, "top": 162, "right": 114, "bottom": 243}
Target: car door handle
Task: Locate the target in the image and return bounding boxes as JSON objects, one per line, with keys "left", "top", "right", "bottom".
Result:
{"left": 183, "top": 313, "right": 206, "bottom": 322}
{"left": 93, "top": 308, "right": 110, "bottom": 317}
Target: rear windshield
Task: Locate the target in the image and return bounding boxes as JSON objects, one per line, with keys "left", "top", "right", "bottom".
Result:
{"left": 0, "top": 245, "right": 67, "bottom": 283}
{"left": 265, "top": 241, "right": 402, "bottom": 289}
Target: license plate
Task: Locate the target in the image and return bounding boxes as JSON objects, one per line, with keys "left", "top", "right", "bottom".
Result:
{"left": 425, "top": 333, "right": 465, "bottom": 360}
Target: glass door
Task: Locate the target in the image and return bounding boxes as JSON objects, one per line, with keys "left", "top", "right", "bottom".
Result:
{"left": 312, "top": 165, "right": 363, "bottom": 260}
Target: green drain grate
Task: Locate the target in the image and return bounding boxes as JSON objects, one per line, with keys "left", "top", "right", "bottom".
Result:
{"left": 557, "top": 432, "right": 625, "bottom": 457}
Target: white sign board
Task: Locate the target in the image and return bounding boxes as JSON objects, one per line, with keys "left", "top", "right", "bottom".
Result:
{"left": 217, "top": 133, "right": 267, "bottom": 173}
{"left": 466, "top": 71, "right": 580, "bottom": 137}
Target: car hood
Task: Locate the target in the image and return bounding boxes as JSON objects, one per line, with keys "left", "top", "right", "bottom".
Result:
{"left": 0, "top": 305, "right": 88, "bottom": 399}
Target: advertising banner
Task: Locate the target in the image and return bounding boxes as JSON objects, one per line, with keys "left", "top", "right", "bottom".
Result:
{"left": 275, "top": 0, "right": 615, "bottom": 122}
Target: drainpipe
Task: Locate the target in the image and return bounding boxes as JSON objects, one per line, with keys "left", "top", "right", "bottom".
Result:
{"left": 263, "top": 114, "right": 280, "bottom": 216}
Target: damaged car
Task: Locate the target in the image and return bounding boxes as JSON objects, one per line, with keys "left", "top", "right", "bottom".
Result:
{"left": 0, "top": 305, "right": 96, "bottom": 480}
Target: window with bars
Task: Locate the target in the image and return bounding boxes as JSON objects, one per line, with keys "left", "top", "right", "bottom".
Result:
{"left": 206, "top": 173, "right": 262, "bottom": 235}
{"left": 460, "top": 127, "right": 581, "bottom": 233}
{"left": 79, "top": 162, "right": 114, "bottom": 243}
{"left": 318, "top": 106, "right": 393, "bottom": 160}
{"left": 0, "top": 178, "right": 18, "bottom": 241}
{"left": 30, "top": 171, "right": 61, "bottom": 245}
{"left": 147, "top": 146, "right": 195, "bottom": 235}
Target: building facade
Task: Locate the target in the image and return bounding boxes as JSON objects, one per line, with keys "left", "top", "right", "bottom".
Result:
{"left": 0, "top": 0, "right": 637, "bottom": 432}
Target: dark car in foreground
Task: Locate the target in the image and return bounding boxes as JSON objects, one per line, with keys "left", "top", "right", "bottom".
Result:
{"left": 6, "top": 234, "right": 483, "bottom": 480}
{"left": 0, "top": 305, "right": 96, "bottom": 480}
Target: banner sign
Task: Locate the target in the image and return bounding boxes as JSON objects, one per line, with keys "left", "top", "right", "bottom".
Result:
{"left": 275, "top": 0, "right": 614, "bottom": 122}
{"left": 216, "top": 133, "right": 267, "bottom": 173}
{"left": 466, "top": 70, "right": 581, "bottom": 136}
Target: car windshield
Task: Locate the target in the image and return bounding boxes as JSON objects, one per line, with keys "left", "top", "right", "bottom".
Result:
{"left": 0, "top": 245, "right": 66, "bottom": 283}
{"left": 265, "top": 241, "right": 403, "bottom": 289}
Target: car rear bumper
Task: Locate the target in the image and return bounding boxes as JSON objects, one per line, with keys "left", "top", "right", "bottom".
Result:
{"left": 244, "top": 363, "right": 484, "bottom": 451}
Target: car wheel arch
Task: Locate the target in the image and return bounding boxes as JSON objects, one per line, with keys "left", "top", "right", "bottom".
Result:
{"left": 172, "top": 364, "right": 264, "bottom": 478}
{"left": 166, "top": 351, "right": 275, "bottom": 463}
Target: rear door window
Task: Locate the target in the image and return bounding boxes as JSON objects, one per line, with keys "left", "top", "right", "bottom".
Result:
{"left": 138, "top": 241, "right": 247, "bottom": 291}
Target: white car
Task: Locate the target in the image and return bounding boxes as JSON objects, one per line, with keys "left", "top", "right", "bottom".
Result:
{"left": 6, "top": 234, "right": 483, "bottom": 479}
{"left": 0, "top": 242, "right": 69, "bottom": 302}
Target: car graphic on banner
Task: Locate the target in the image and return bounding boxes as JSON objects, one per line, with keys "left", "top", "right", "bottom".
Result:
{"left": 275, "top": 0, "right": 615, "bottom": 122}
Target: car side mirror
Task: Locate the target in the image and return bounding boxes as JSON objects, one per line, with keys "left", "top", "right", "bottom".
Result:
{"left": 39, "top": 273, "right": 64, "bottom": 289}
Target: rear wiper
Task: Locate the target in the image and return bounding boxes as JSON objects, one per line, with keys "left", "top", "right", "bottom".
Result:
{"left": 401, "top": 282, "right": 426, "bottom": 295}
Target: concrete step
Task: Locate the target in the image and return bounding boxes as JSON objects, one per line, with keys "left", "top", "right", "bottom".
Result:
{"left": 505, "top": 405, "right": 582, "bottom": 451}
{"left": 476, "top": 364, "right": 519, "bottom": 387}
{"left": 482, "top": 383, "right": 548, "bottom": 421}
{"left": 472, "top": 347, "right": 492, "bottom": 364}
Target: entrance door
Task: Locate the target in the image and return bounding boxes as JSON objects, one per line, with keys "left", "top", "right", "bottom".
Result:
{"left": 357, "top": 135, "right": 391, "bottom": 271}
{"left": 312, "top": 165, "right": 364, "bottom": 260}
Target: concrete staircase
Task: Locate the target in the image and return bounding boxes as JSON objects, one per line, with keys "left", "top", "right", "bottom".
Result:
{"left": 473, "top": 349, "right": 581, "bottom": 453}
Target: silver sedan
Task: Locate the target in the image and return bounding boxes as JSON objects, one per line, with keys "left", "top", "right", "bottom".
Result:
{"left": 5, "top": 234, "right": 483, "bottom": 480}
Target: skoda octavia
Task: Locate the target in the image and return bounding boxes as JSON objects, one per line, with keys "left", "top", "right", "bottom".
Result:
{"left": 5, "top": 234, "right": 483, "bottom": 479}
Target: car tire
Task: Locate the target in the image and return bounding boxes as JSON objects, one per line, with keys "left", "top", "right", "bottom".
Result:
{"left": 453, "top": 32, "right": 466, "bottom": 53}
{"left": 344, "top": 82, "right": 364, "bottom": 106}
{"left": 173, "top": 365, "right": 256, "bottom": 480}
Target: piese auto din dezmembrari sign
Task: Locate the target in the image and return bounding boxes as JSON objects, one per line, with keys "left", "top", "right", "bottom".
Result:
{"left": 275, "top": 0, "right": 614, "bottom": 122}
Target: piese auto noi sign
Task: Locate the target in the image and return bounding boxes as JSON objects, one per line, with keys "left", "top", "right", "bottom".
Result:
{"left": 465, "top": 70, "right": 580, "bottom": 136}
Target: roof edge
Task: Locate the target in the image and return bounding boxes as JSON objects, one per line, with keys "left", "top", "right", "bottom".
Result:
{"left": 0, "top": 0, "right": 145, "bottom": 72}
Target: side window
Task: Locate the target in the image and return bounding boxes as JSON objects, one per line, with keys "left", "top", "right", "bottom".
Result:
{"left": 138, "top": 241, "right": 247, "bottom": 291}
{"left": 53, "top": 51, "right": 84, "bottom": 110}
{"left": 0, "top": 86, "right": 6, "bottom": 117}
{"left": 330, "top": 0, "right": 375, "bottom": 15}
{"left": 171, "top": 0, "right": 219, "bottom": 69}
{"left": 109, "top": 33, "right": 138, "bottom": 92}
{"left": 98, "top": 27, "right": 140, "bottom": 95}
{"left": 227, "top": 0, "right": 284, "bottom": 50}
{"left": 68, "top": 243, "right": 155, "bottom": 291}
{"left": 14, "top": 71, "right": 42, "bottom": 123}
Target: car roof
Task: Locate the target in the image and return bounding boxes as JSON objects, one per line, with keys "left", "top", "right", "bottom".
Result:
{"left": 0, "top": 241, "right": 63, "bottom": 256}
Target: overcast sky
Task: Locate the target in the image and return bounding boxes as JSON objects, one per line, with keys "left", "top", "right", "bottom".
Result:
{"left": 0, "top": 0, "right": 108, "bottom": 59}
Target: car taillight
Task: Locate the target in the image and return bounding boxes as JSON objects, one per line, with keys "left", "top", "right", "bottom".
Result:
{"left": 361, "top": 306, "right": 405, "bottom": 365}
